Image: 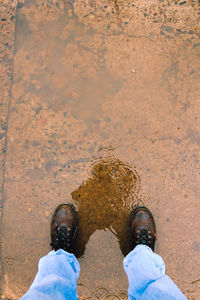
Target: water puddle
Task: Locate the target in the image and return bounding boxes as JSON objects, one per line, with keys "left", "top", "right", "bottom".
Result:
{"left": 15, "top": 2, "right": 121, "bottom": 125}
{"left": 72, "top": 154, "right": 140, "bottom": 258}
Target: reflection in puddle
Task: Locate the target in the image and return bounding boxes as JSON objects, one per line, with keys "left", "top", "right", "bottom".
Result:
{"left": 72, "top": 155, "right": 140, "bottom": 257}
{"left": 15, "top": 6, "right": 121, "bottom": 125}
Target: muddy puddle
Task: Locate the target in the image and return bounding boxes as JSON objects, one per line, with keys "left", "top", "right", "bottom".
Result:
{"left": 72, "top": 155, "right": 140, "bottom": 258}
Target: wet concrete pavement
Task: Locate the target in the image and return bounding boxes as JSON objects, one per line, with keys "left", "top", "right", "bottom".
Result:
{"left": 0, "top": 0, "right": 200, "bottom": 299}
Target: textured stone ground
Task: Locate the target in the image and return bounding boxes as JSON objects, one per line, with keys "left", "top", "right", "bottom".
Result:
{"left": 0, "top": 0, "right": 200, "bottom": 299}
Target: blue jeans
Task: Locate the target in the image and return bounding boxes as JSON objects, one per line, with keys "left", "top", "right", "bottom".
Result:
{"left": 21, "top": 245, "right": 187, "bottom": 300}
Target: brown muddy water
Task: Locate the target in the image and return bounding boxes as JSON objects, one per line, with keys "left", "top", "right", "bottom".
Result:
{"left": 1, "top": 0, "right": 200, "bottom": 299}
{"left": 72, "top": 155, "right": 140, "bottom": 258}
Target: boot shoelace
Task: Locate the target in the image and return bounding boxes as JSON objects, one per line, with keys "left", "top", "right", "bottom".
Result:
{"left": 50, "top": 226, "right": 72, "bottom": 253}
{"left": 136, "top": 228, "right": 152, "bottom": 246}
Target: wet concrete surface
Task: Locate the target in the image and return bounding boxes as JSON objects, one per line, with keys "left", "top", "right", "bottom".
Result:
{"left": 0, "top": 0, "right": 200, "bottom": 299}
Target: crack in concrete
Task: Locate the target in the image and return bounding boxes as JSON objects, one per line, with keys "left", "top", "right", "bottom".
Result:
{"left": 0, "top": 0, "right": 18, "bottom": 296}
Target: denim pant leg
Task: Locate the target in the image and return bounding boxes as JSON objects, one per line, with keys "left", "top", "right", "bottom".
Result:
{"left": 123, "top": 245, "right": 187, "bottom": 300}
{"left": 21, "top": 249, "right": 80, "bottom": 300}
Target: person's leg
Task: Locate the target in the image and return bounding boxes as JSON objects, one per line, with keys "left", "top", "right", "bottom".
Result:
{"left": 21, "top": 204, "right": 80, "bottom": 300}
{"left": 123, "top": 206, "right": 187, "bottom": 300}
{"left": 21, "top": 249, "right": 80, "bottom": 300}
